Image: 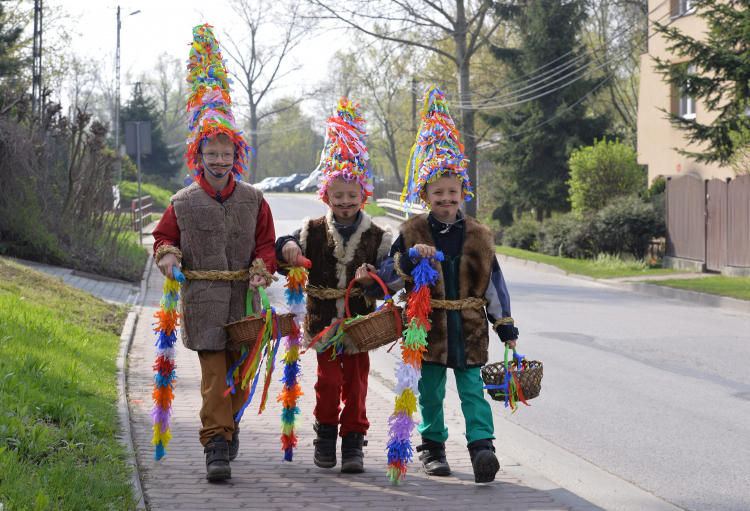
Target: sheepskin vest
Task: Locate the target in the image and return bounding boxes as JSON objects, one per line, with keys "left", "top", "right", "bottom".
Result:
{"left": 171, "top": 181, "right": 263, "bottom": 352}
{"left": 400, "top": 214, "right": 495, "bottom": 367}
{"left": 300, "top": 210, "right": 392, "bottom": 353}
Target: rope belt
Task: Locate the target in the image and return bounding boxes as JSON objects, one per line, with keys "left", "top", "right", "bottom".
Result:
{"left": 306, "top": 285, "right": 365, "bottom": 300}
{"left": 155, "top": 245, "right": 278, "bottom": 285}
{"left": 397, "top": 295, "right": 488, "bottom": 310}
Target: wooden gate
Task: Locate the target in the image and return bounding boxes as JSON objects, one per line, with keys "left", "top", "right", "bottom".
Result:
{"left": 727, "top": 174, "right": 750, "bottom": 269}
{"left": 705, "top": 179, "right": 727, "bottom": 271}
{"left": 666, "top": 176, "right": 705, "bottom": 261}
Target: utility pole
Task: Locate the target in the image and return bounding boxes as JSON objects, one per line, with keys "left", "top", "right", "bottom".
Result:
{"left": 31, "top": 0, "right": 43, "bottom": 116}
{"left": 115, "top": 5, "right": 121, "bottom": 181}
{"left": 411, "top": 76, "right": 417, "bottom": 138}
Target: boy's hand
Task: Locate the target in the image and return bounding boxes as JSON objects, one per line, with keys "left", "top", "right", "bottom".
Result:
{"left": 157, "top": 253, "right": 180, "bottom": 281}
{"left": 282, "top": 241, "right": 302, "bottom": 265}
{"left": 249, "top": 274, "right": 266, "bottom": 289}
{"left": 354, "top": 263, "right": 376, "bottom": 286}
{"left": 504, "top": 340, "right": 517, "bottom": 349}
{"left": 412, "top": 244, "right": 437, "bottom": 261}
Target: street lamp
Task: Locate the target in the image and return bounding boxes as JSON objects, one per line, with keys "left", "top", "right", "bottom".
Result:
{"left": 115, "top": 6, "right": 141, "bottom": 182}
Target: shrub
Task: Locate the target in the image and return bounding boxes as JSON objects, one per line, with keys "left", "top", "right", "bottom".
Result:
{"left": 502, "top": 217, "right": 538, "bottom": 251}
{"left": 567, "top": 139, "right": 646, "bottom": 213}
{"left": 537, "top": 213, "right": 579, "bottom": 257}
{"left": 648, "top": 176, "right": 666, "bottom": 196}
{"left": 594, "top": 195, "right": 663, "bottom": 259}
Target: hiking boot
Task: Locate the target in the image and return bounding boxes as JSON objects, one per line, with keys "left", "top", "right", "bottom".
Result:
{"left": 204, "top": 435, "right": 231, "bottom": 481}
{"left": 340, "top": 432, "right": 368, "bottom": 473}
{"left": 229, "top": 421, "right": 240, "bottom": 461}
{"left": 468, "top": 439, "right": 500, "bottom": 483}
{"left": 416, "top": 437, "right": 451, "bottom": 476}
{"left": 313, "top": 421, "right": 338, "bottom": 468}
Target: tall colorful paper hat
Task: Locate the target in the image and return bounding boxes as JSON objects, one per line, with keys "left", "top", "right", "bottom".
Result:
{"left": 185, "top": 24, "right": 253, "bottom": 181}
{"left": 315, "top": 98, "right": 373, "bottom": 205}
{"left": 400, "top": 86, "right": 474, "bottom": 214}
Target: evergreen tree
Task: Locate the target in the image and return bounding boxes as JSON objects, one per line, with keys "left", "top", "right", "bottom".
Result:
{"left": 0, "top": 1, "right": 23, "bottom": 78}
{"left": 484, "top": 0, "right": 610, "bottom": 220}
{"left": 653, "top": 0, "right": 750, "bottom": 164}
{"left": 120, "top": 85, "right": 181, "bottom": 180}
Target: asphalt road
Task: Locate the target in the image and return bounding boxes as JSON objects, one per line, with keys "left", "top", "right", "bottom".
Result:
{"left": 264, "top": 195, "right": 750, "bottom": 511}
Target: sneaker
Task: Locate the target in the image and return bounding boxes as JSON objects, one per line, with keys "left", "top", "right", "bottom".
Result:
{"left": 313, "top": 421, "right": 338, "bottom": 469}
{"left": 340, "top": 432, "right": 368, "bottom": 473}
{"left": 416, "top": 437, "right": 451, "bottom": 476}
{"left": 204, "top": 435, "right": 231, "bottom": 481}
{"left": 468, "top": 439, "right": 500, "bottom": 483}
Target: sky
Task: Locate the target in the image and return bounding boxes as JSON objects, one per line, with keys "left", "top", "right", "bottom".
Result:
{"left": 51, "top": 0, "right": 346, "bottom": 119}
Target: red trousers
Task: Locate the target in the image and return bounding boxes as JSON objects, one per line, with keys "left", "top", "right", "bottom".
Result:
{"left": 314, "top": 349, "right": 370, "bottom": 437}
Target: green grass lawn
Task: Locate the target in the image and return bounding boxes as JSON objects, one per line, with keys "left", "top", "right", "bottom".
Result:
{"left": 650, "top": 276, "right": 750, "bottom": 301}
{"left": 119, "top": 181, "right": 173, "bottom": 209}
{"left": 0, "top": 259, "right": 138, "bottom": 509}
{"left": 495, "top": 245, "right": 691, "bottom": 280}
{"left": 364, "top": 202, "right": 387, "bottom": 217}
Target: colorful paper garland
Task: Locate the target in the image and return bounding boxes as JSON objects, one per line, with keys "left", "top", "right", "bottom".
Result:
{"left": 386, "top": 248, "right": 444, "bottom": 484}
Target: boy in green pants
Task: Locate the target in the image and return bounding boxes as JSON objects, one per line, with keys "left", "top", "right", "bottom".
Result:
{"left": 380, "top": 87, "right": 519, "bottom": 483}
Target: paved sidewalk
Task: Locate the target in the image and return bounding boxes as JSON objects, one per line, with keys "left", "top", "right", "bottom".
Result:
{"left": 127, "top": 259, "right": 570, "bottom": 511}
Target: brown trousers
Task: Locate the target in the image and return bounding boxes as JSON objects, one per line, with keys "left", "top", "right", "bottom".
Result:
{"left": 198, "top": 349, "right": 246, "bottom": 446}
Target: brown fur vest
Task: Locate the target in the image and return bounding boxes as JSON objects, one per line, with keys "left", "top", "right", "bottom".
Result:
{"left": 400, "top": 214, "right": 495, "bottom": 366}
{"left": 172, "top": 181, "right": 263, "bottom": 352}
{"left": 300, "top": 210, "right": 392, "bottom": 353}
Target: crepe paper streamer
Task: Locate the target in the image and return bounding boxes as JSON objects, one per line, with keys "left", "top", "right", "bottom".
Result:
{"left": 276, "top": 255, "right": 310, "bottom": 461}
{"left": 484, "top": 345, "right": 531, "bottom": 413}
{"left": 184, "top": 23, "right": 254, "bottom": 181}
{"left": 223, "top": 287, "right": 281, "bottom": 423}
{"left": 400, "top": 87, "right": 474, "bottom": 216}
{"left": 386, "top": 249, "right": 444, "bottom": 485}
{"left": 151, "top": 277, "right": 181, "bottom": 460}
{"left": 316, "top": 98, "right": 374, "bottom": 205}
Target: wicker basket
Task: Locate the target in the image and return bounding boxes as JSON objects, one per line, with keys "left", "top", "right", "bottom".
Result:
{"left": 341, "top": 272, "right": 403, "bottom": 352}
{"left": 481, "top": 358, "right": 544, "bottom": 402}
{"left": 224, "top": 313, "right": 296, "bottom": 348}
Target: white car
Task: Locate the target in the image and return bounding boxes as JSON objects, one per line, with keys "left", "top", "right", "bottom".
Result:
{"left": 295, "top": 170, "right": 322, "bottom": 193}
{"left": 255, "top": 177, "right": 282, "bottom": 191}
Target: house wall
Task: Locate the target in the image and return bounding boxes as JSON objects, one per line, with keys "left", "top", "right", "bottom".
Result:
{"left": 637, "top": 0, "right": 734, "bottom": 183}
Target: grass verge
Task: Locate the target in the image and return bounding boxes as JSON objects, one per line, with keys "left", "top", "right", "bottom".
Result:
{"left": 650, "top": 276, "right": 750, "bottom": 301}
{"left": 0, "top": 259, "right": 138, "bottom": 510}
{"left": 364, "top": 202, "right": 387, "bottom": 217}
{"left": 119, "top": 181, "right": 174, "bottom": 209}
{"left": 495, "top": 245, "right": 691, "bottom": 280}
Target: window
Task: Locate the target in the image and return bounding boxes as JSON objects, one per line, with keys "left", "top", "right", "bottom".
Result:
{"left": 680, "top": 95, "right": 696, "bottom": 119}
{"left": 672, "top": 65, "right": 697, "bottom": 120}
{"left": 671, "top": 0, "right": 695, "bottom": 17}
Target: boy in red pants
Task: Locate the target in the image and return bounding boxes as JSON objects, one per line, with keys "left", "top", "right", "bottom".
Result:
{"left": 276, "top": 99, "right": 392, "bottom": 473}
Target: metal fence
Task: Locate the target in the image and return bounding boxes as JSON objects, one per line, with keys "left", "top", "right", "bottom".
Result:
{"left": 665, "top": 174, "right": 750, "bottom": 273}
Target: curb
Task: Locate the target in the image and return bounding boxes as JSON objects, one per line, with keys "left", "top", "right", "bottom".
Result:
{"left": 496, "top": 253, "right": 750, "bottom": 315}
{"left": 116, "top": 310, "right": 145, "bottom": 510}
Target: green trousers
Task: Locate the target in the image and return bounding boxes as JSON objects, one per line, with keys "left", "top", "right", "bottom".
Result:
{"left": 417, "top": 363, "right": 495, "bottom": 446}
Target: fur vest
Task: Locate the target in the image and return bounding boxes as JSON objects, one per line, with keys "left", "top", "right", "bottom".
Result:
{"left": 172, "top": 181, "right": 263, "bottom": 352}
{"left": 400, "top": 214, "right": 495, "bottom": 366}
{"left": 301, "top": 210, "right": 392, "bottom": 354}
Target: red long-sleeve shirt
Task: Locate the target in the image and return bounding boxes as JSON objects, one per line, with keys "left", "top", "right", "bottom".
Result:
{"left": 153, "top": 174, "right": 277, "bottom": 274}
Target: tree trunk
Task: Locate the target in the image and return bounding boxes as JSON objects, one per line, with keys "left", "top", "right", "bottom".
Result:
{"left": 454, "top": 0, "right": 477, "bottom": 218}
{"left": 249, "top": 104, "right": 259, "bottom": 184}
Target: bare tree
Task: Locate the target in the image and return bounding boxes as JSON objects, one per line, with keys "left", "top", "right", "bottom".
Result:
{"left": 140, "top": 53, "right": 188, "bottom": 147}
{"left": 220, "top": 0, "right": 314, "bottom": 183}
{"left": 307, "top": 0, "right": 506, "bottom": 216}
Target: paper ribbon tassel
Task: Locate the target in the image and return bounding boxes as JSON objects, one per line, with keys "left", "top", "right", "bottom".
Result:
{"left": 151, "top": 278, "right": 180, "bottom": 460}
{"left": 386, "top": 248, "right": 445, "bottom": 485}
{"left": 277, "top": 256, "right": 311, "bottom": 460}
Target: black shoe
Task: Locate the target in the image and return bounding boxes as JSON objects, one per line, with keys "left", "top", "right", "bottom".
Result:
{"left": 313, "top": 421, "right": 338, "bottom": 469}
{"left": 340, "top": 432, "right": 368, "bottom": 473}
{"left": 204, "top": 435, "right": 231, "bottom": 481}
{"left": 416, "top": 437, "right": 451, "bottom": 476}
{"left": 229, "top": 421, "right": 239, "bottom": 461}
{"left": 468, "top": 439, "right": 500, "bottom": 483}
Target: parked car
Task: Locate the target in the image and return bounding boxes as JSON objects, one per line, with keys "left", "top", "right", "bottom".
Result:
{"left": 267, "top": 173, "right": 308, "bottom": 193}
{"left": 255, "top": 176, "right": 283, "bottom": 191}
{"left": 296, "top": 170, "right": 322, "bottom": 193}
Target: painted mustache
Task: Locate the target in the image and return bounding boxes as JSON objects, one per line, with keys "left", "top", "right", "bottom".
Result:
{"left": 334, "top": 204, "right": 357, "bottom": 208}
{"left": 435, "top": 200, "right": 459, "bottom": 206}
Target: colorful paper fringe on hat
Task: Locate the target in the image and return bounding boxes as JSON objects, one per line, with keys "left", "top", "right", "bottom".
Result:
{"left": 315, "top": 98, "right": 373, "bottom": 204}
{"left": 276, "top": 256, "right": 311, "bottom": 460}
{"left": 151, "top": 278, "right": 180, "bottom": 460}
{"left": 223, "top": 288, "right": 281, "bottom": 423}
{"left": 386, "top": 248, "right": 444, "bottom": 484}
{"left": 185, "top": 24, "right": 253, "bottom": 181}
{"left": 400, "top": 86, "right": 474, "bottom": 214}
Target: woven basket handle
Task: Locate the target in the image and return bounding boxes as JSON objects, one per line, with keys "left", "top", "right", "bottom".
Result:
{"left": 246, "top": 286, "right": 272, "bottom": 317}
{"left": 344, "top": 272, "right": 388, "bottom": 319}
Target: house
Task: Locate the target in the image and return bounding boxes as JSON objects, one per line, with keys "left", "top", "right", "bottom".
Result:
{"left": 637, "top": 0, "right": 734, "bottom": 183}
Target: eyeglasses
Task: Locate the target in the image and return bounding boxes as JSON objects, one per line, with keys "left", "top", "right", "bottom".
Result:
{"left": 202, "top": 152, "right": 235, "bottom": 161}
